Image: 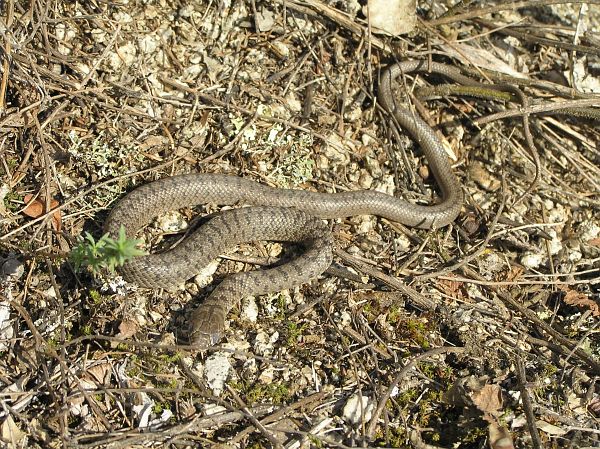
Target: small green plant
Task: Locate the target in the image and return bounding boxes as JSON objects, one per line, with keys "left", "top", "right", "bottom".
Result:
{"left": 286, "top": 321, "right": 306, "bottom": 346}
{"left": 153, "top": 401, "right": 170, "bottom": 415}
{"left": 89, "top": 289, "right": 102, "bottom": 304}
{"left": 71, "top": 226, "right": 145, "bottom": 274}
{"left": 231, "top": 380, "right": 292, "bottom": 405}
{"left": 2, "top": 190, "right": 22, "bottom": 212}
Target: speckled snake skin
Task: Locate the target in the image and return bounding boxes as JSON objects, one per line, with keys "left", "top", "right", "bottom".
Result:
{"left": 104, "top": 61, "right": 464, "bottom": 348}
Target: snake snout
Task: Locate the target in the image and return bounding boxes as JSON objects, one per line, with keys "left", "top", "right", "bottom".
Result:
{"left": 189, "top": 330, "right": 221, "bottom": 349}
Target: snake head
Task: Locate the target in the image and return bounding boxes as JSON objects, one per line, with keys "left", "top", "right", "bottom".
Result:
{"left": 188, "top": 329, "right": 221, "bottom": 349}
{"left": 187, "top": 304, "right": 226, "bottom": 349}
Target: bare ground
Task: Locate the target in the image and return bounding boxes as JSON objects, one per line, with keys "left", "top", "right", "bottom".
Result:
{"left": 0, "top": 1, "right": 599, "bottom": 448}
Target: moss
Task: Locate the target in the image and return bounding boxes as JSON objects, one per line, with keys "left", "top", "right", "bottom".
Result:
{"left": 231, "top": 380, "right": 292, "bottom": 405}
{"left": 3, "top": 190, "right": 22, "bottom": 212}
{"left": 395, "top": 387, "right": 419, "bottom": 406}
{"left": 158, "top": 352, "right": 181, "bottom": 364}
{"left": 152, "top": 401, "right": 170, "bottom": 415}
{"left": 126, "top": 355, "right": 142, "bottom": 377}
{"left": 395, "top": 317, "right": 432, "bottom": 350}
{"left": 89, "top": 289, "right": 102, "bottom": 304}
{"left": 285, "top": 321, "right": 306, "bottom": 346}
{"left": 67, "top": 130, "right": 143, "bottom": 180}
{"left": 308, "top": 435, "right": 325, "bottom": 448}
{"left": 462, "top": 425, "right": 487, "bottom": 443}
{"left": 373, "top": 424, "right": 407, "bottom": 447}
{"left": 386, "top": 305, "right": 401, "bottom": 324}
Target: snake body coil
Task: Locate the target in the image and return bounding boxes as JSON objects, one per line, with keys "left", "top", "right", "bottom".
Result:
{"left": 105, "top": 61, "right": 465, "bottom": 347}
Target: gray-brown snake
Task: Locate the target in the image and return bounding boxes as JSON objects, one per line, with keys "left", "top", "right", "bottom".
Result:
{"left": 105, "top": 61, "right": 468, "bottom": 348}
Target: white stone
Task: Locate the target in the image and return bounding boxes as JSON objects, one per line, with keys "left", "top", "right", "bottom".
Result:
{"left": 90, "top": 28, "right": 107, "bottom": 44}
{"left": 258, "top": 366, "right": 275, "bottom": 384}
{"left": 254, "top": 329, "right": 279, "bottom": 357}
{"left": 374, "top": 175, "right": 395, "bottom": 196}
{"left": 338, "top": 311, "right": 352, "bottom": 327}
{"left": 365, "top": 156, "right": 383, "bottom": 178}
{"left": 271, "top": 41, "right": 290, "bottom": 58}
{"left": 194, "top": 260, "right": 220, "bottom": 288}
{"left": 521, "top": 252, "right": 544, "bottom": 269}
{"left": 117, "top": 42, "right": 137, "bottom": 66}
{"left": 138, "top": 34, "right": 159, "bottom": 54}
{"left": 568, "top": 57, "right": 600, "bottom": 94}
{"left": 156, "top": 211, "right": 188, "bottom": 233}
{"left": 358, "top": 170, "right": 374, "bottom": 189}
{"left": 342, "top": 393, "right": 373, "bottom": 425}
{"left": 55, "top": 23, "right": 76, "bottom": 55}
{"left": 579, "top": 220, "right": 600, "bottom": 242}
{"left": 345, "top": 106, "right": 362, "bottom": 122}
{"left": 546, "top": 230, "right": 563, "bottom": 256}
{"left": 365, "top": 0, "right": 416, "bottom": 35}
{"left": 255, "top": 8, "right": 275, "bottom": 32}
{"left": 361, "top": 133, "right": 374, "bottom": 146}
{"left": 356, "top": 216, "right": 375, "bottom": 234}
{"left": 241, "top": 297, "right": 259, "bottom": 323}
{"left": 284, "top": 91, "right": 302, "bottom": 113}
{"left": 113, "top": 12, "right": 133, "bottom": 23}
{"left": 394, "top": 233, "right": 412, "bottom": 253}
{"left": 323, "top": 133, "right": 350, "bottom": 164}
{"left": 546, "top": 202, "right": 567, "bottom": 225}
{"left": 204, "top": 352, "right": 232, "bottom": 396}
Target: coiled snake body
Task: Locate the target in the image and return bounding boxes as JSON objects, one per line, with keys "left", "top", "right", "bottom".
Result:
{"left": 105, "top": 61, "right": 465, "bottom": 348}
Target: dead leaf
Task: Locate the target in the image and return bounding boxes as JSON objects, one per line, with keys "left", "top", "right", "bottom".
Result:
{"left": 536, "top": 420, "right": 567, "bottom": 436}
{"left": 562, "top": 288, "right": 600, "bottom": 317}
{"left": 0, "top": 415, "right": 26, "bottom": 444}
{"left": 588, "top": 396, "right": 600, "bottom": 416}
{"left": 443, "top": 375, "right": 484, "bottom": 407}
{"left": 471, "top": 384, "right": 503, "bottom": 416}
{"left": 117, "top": 320, "right": 139, "bottom": 339}
{"left": 23, "top": 193, "right": 62, "bottom": 232}
{"left": 588, "top": 237, "right": 600, "bottom": 247}
{"left": 488, "top": 421, "right": 515, "bottom": 449}
{"left": 83, "top": 363, "right": 112, "bottom": 386}
{"left": 437, "top": 277, "right": 464, "bottom": 299}
{"left": 505, "top": 265, "right": 524, "bottom": 283}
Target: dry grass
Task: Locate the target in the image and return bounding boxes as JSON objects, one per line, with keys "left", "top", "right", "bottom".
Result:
{"left": 0, "top": 1, "right": 599, "bottom": 448}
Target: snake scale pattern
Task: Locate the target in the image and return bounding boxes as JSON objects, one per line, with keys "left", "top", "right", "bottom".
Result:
{"left": 105, "top": 61, "right": 466, "bottom": 347}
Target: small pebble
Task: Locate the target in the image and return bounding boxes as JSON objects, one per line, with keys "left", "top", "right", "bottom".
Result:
{"left": 204, "top": 353, "right": 232, "bottom": 396}
{"left": 521, "top": 252, "right": 544, "bottom": 269}
{"left": 342, "top": 393, "right": 373, "bottom": 425}
{"left": 2, "top": 258, "right": 24, "bottom": 280}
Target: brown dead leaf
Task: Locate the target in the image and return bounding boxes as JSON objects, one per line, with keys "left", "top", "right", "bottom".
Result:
{"left": 588, "top": 396, "right": 600, "bottom": 416}
{"left": 588, "top": 237, "right": 600, "bottom": 247}
{"left": 116, "top": 320, "right": 139, "bottom": 339}
{"left": 488, "top": 421, "right": 515, "bottom": 449}
{"left": 437, "top": 277, "right": 464, "bottom": 299}
{"left": 443, "top": 378, "right": 513, "bottom": 449}
{"left": 23, "top": 193, "right": 62, "bottom": 232}
{"left": 83, "top": 363, "right": 112, "bottom": 386}
{"left": 471, "top": 384, "right": 503, "bottom": 416}
{"left": 562, "top": 288, "right": 600, "bottom": 317}
{"left": 504, "top": 265, "right": 524, "bottom": 283}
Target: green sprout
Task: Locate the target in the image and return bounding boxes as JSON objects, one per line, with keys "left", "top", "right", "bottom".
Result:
{"left": 71, "top": 226, "right": 146, "bottom": 274}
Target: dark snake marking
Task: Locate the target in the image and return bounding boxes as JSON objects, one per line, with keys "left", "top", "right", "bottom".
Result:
{"left": 105, "top": 61, "right": 465, "bottom": 347}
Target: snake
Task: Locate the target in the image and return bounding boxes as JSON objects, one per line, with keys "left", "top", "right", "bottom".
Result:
{"left": 104, "top": 61, "right": 466, "bottom": 348}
